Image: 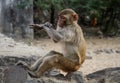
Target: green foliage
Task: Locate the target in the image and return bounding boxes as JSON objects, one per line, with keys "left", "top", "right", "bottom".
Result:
{"left": 15, "top": 0, "right": 120, "bottom": 36}
{"left": 34, "top": 0, "right": 64, "bottom": 10}
{"left": 34, "top": 0, "right": 120, "bottom": 36}
{"left": 17, "top": 0, "right": 31, "bottom": 9}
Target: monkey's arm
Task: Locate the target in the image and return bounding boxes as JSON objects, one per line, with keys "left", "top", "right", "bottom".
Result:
{"left": 30, "top": 22, "right": 74, "bottom": 42}
{"left": 43, "top": 26, "right": 63, "bottom": 42}
{"left": 29, "top": 22, "right": 62, "bottom": 42}
{"left": 43, "top": 26, "right": 75, "bottom": 42}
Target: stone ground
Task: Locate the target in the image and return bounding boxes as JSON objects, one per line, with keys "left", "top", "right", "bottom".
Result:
{"left": 0, "top": 33, "right": 120, "bottom": 83}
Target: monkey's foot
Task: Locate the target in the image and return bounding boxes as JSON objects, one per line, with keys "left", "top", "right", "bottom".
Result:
{"left": 64, "top": 72, "right": 73, "bottom": 80}
{"left": 16, "top": 61, "right": 24, "bottom": 67}
{"left": 15, "top": 61, "right": 29, "bottom": 69}
{"left": 27, "top": 70, "right": 38, "bottom": 78}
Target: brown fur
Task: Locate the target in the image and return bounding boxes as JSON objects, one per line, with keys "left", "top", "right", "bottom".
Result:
{"left": 16, "top": 9, "right": 86, "bottom": 78}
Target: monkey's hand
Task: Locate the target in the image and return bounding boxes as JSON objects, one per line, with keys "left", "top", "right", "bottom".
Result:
{"left": 43, "top": 22, "right": 52, "bottom": 29}
{"left": 16, "top": 61, "right": 29, "bottom": 70}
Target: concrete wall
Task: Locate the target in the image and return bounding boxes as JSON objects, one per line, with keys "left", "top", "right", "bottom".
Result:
{"left": 0, "top": 0, "right": 33, "bottom": 39}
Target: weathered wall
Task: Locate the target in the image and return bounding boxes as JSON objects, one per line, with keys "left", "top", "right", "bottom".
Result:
{"left": 0, "top": 0, "right": 33, "bottom": 39}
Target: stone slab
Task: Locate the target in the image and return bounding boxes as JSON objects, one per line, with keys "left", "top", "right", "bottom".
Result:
{"left": 4, "top": 66, "right": 27, "bottom": 83}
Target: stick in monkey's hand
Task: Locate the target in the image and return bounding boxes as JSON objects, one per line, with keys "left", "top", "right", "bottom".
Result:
{"left": 29, "top": 24, "right": 44, "bottom": 29}
{"left": 29, "top": 22, "right": 52, "bottom": 29}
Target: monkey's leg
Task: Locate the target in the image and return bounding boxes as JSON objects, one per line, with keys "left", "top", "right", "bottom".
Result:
{"left": 28, "top": 55, "right": 59, "bottom": 78}
{"left": 16, "top": 58, "right": 43, "bottom": 71}
{"left": 53, "top": 55, "right": 80, "bottom": 80}
{"left": 30, "top": 58, "right": 43, "bottom": 71}
{"left": 55, "top": 55, "right": 80, "bottom": 72}
{"left": 16, "top": 61, "right": 30, "bottom": 69}
{"left": 30, "top": 54, "right": 80, "bottom": 78}
{"left": 30, "top": 51, "right": 59, "bottom": 71}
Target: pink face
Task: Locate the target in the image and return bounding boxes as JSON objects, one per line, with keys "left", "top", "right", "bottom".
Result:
{"left": 57, "top": 15, "right": 66, "bottom": 28}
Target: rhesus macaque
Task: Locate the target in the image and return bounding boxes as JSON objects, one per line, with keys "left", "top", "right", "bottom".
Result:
{"left": 17, "top": 9, "right": 86, "bottom": 78}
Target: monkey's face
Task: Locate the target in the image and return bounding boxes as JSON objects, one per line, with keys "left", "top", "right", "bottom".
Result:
{"left": 57, "top": 9, "right": 78, "bottom": 28}
{"left": 57, "top": 15, "right": 66, "bottom": 28}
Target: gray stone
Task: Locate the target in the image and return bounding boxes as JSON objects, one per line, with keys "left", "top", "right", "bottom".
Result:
{"left": 0, "top": 58, "right": 6, "bottom": 66}
{"left": 104, "top": 49, "right": 113, "bottom": 54}
{"left": 116, "top": 50, "right": 120, "bottom": 53}
{"left": 24, "top": 71, "right": 84, "bottom": 83}
{"left": 0, "top": 80, "right": 3, "bottom": 83}
{"left": 3, "top": 66, "right": 27, "bottom": 83}
{"left": 71, "top": 71, "right": 84, "bottom": 83}
{"left": 94, "top": 49, "right": 103, "bottom": 54}
{"left": 2, "top": 56, "right": 34, "bottom": 66}
{"left": 0, "top": 73, "right": 3, "bottom": 79}
{"left": 86, "top": 67, "right": 120, "bottom": 83}
{"left": 0, "top": 68, "right": 2, "bottom": 73}
{"left": 25, "top": 80, "right": 39, "bottom": 83}
{"left": 41, "top": 71, "right": 84, "bottom": 83}
{"left": 0, "top": 56, "right": 84, "bottom": 83}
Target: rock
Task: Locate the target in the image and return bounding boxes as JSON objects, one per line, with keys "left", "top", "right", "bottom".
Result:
{"left": 86, "top": 55, "right": 92, "bottom": 59}
{"left": 86, "top": 67, "right": 120, "bottom": 83}
{"left": 3, "top": 66, "right": 27, "bottom": 83}
{"left": 70, "top": 71, "right": 84, "bottom": 83}
{"left": 0, "top": 68, "right": 3, "bottom": 72}
{"left": 25, "top": 71, "right": 84, "bottom": 83}
{"left": 42, "top": 71, "right": 84, "bottom": 83}
{"left": 0, "top": 76, "right": 3, "bottom": 83}
{"left": 3, "top": 56, "right": 29, "bottom": 65}
{"left": 104, "top": 49, "right": 113, "bottom": 54}
{"left": 116, "top": 50, "right": 120, "bottom": 53}
{"left": 94, "top": 49, "right": 103, "bottom": 54}
{"left": 86, "top": 51, "right": 92, "bottom": 59}
{"left": 25, "top": 79, "right": 41, "bottom": 83}
{"left": 0, "top": 57, "right": 6, "bottom": 66}
{"left": 0, "top": 56, "right": 84, "bottom": 83}
{"left": 94, "top": 49, "right": 114, "bottom": 54}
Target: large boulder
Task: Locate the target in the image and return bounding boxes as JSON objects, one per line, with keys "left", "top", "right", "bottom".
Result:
{"left": 4, "top": 66, "right": 27, "bottom": 83}
{"left": 86, "top": 67, "right": 120, "bottom": 83}
{"left": 2, "top": 66, "right": 84, "bottom": 83}
{"left": 25, "top": 71, "right": 84, "bottom": 83}
{"left": 0, "top": 55, "right": 84, "bottom": 83}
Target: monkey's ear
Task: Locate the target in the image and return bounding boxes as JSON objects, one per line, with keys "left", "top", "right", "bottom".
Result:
{"left": 72, "top": 14, "right": 78, "bottom": 21}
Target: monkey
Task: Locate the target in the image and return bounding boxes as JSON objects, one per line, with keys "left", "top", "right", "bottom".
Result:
{"left": 17, "top": 9, "right": 86, "bottom": 78}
